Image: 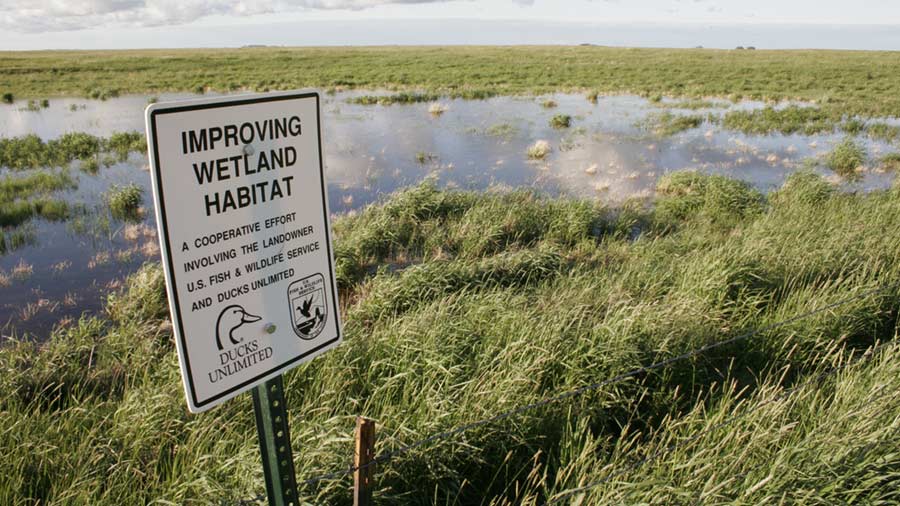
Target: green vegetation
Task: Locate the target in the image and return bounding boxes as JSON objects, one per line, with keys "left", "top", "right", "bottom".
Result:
{"left": 0, "top": 198, "right": 69, "bottom": 228}
{"left": 105, "top": 183, "right": 143, "bottom": 221}
{"left": 642, "top": 111, "right": 704, "bottom": 136}
{"left": 350, "top": 92, "right": 440, "bottom": 105}
{"left": 0, "top": 47, "right": 899, "bottom": 117}
{"left": 881, "top": 153, "right": 900, "bottom": 172}
{"left": 526, "top": 140, "right": 552, "bottom": 159}
{"left": 658, "top": 99, "right": 727, "bottom": 110}
{"left": 655, "top": 171, "right": 763, "bottom": 229}
{"left": 484, "top": 123, "right": 518, "bottom": 141}
{"left": 868, "top": 122, "right": 900, "bottom": 143}
{"left": 842, "top": 118, "right": 866, "bottom": 135}
{"left": 414, "top": 151, "right": 437, "bottom": 164}
{"left": 549, "top": 113, "right": 572, "bottom": 129}
{"left": 826, "top": 138, "right": 867, "bottom": 178}
{"left": 0, "top": 171, "right": 74, "bottom": 228}
{"left": 24, "top": 99, "right": 48, "bottom": 112}
{"left": 85, "top": 87, "right": 119, "bottom": 101}
{"left": 1, "top": 92, "right": 12, "bottom": 104}
{"left": 722, "top": 105, "right": 836, "bottom": 135}
{"left": 0, "top": 226, "right": 35, "bottom": 255}
{"left": 2, "top": 174, "right": 899, "bottom": 504}
{"left": 0, "top": 131, "right": 146, "bottom": 170}
{"left": 0, "top": 170, "right": 73, "bottom": 202}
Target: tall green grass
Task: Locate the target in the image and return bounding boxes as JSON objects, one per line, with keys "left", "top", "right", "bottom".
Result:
{"left": 2, "top": 173, "right": 900, "bottom": 504}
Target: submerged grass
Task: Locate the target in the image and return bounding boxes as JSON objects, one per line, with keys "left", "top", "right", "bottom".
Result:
{"left": 642, "top": 111, "right": 704, "bottom": 136}
{"left": 2, "top": 173, "right": 900, "bottom": 504}
{"left": 349, "top": 92, "right": 440, "bottom": 105}
{"left": 485, "top": 123, "right": 518, "bottom": 141}
{"left": 658, "top": 99, "right": 728, "bottom": 110}
{"left": 549, "top": 114, "right": 572, "bottom": 129}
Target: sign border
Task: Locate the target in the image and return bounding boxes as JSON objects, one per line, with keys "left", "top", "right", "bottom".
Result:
{"left": 146, "top": 90, "right": 341, "bottom": 412}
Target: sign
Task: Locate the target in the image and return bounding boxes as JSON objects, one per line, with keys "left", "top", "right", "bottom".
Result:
{"left": 145, "top": 91, "right": 341, "bottom": 413}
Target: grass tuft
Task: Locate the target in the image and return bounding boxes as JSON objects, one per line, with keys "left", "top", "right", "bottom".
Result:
{"left": 549, "top": 114, "right": 572, "bottom": 129}
{"left": 526, "top": 140, "right": 552, "bottom": 159}
{"left": 642, "top": 112, "right": 703, "bottom": 136}
{"left": 826, "top": 138, "right": 867, "bottom": 179}
{"left": 106, "top": 184, "right": 143, "bottom": 221}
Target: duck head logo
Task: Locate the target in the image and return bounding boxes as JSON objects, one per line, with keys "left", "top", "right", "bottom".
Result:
{"left": 288, "top": 273, "right": 327, "bottom": 340}
{"left": 216, "top": 304, "right": 261, "bottom": 350}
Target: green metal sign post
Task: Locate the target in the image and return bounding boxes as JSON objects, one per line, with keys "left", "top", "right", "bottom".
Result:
{"left": 252, "top": 375, "right": 299, "bottom": 506}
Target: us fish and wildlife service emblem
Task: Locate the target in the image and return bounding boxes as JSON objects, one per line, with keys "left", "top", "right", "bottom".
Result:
{"left": 288, "top": 273, "right": 327, "bottom": 340}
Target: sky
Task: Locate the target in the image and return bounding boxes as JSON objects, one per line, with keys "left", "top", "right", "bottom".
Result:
{"left": 1, "top": 0, "right": 899, "bottom": 50}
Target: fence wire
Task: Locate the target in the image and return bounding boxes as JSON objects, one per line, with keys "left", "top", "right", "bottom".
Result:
{"left": 239, "top": 283, "right": 892, "bottom": 503}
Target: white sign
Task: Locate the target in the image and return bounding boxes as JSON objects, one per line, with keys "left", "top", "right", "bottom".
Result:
{"left": 145, "top": 91, "right": 341, "bottom": 413}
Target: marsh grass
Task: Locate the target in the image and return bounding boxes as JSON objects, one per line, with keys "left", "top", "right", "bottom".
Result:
{"left": 0, "top": 226, "right": 35, "bottom": 255}
{"left": 868, "top": 122, "right": 900, "bottom": 143}
{"left": 0, "top": 171, "right": 74, "bottom": 227}
{"left": 549, "top": 114, "right": 572, "bottom": 129}
{"left": 0, "top": 131, "right": 146, "bottom": 170}
{"left": 350, "top": 92, "right": 440, "bottom": 105}
{"left": 722, "top": 105, "right": 837, "bottom": 135}
{"left": 1, "top": 92, "right": 12, "bottom": 104}
{"left": 842, "top": 118, "right": 866, "bottom": 135}
{"left": 105, "top": 183, "right": 143, "bottom": 222}
{"left": 826, "top": 138, "right": 867, "bottom": 179}
{"left": 880, "top": 153, "right": 900, "bottom": 172}
{"left": 428, "top": 102, "right": 448, "bottom": 116}
{"left": 526, "top": 140, "right": 552, "bottom": 159}
{"left": 85, "top": 87, "right": 119, "bottom": 101}
{"left": 485, "top": 123, "right": 518, "bottom": 141}
{"left": 414, "top": 151, "right": 437, "bottom": 164}
{"left": 642, "top": 112, "right": 704, "bottom": 136}
{"left": 657, "top": 99, "right": 727, "bottom": 110}
{"left": 2, "top": 173, "right": 900, "bottom": 504}
{"left": 541, "top": 99, "right": 558, "bottom": 108}
{"left": 5, "top": 47, "right": 900, "bottom": 117}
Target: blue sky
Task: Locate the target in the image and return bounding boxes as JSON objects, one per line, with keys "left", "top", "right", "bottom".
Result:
{"left": 1, "top": 0, "right": 899, "bottom": 50}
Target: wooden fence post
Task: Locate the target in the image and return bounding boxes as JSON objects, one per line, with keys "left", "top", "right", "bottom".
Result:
{"left": 353, "top": 417, "right": 376, "bottom": 506}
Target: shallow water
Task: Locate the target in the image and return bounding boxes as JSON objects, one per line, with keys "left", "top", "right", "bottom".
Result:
{"left": 0, "top": 91, "right": 896, "bottom": 339}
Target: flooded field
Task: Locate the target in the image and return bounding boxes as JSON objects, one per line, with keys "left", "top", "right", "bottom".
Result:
{"left": 1, "top": 91, "right": 897, "bottom": 338}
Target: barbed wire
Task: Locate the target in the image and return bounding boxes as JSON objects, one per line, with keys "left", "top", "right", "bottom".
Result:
{"left": 547, "top": 338, "right": 899, "bottom": 503}
{"left": 239, "top": 282, "right": 892, "bottom": 503}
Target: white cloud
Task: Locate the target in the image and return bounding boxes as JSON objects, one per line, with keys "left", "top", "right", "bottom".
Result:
{"left": 0, "top": 0, "right": 458, "bottom": 32}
